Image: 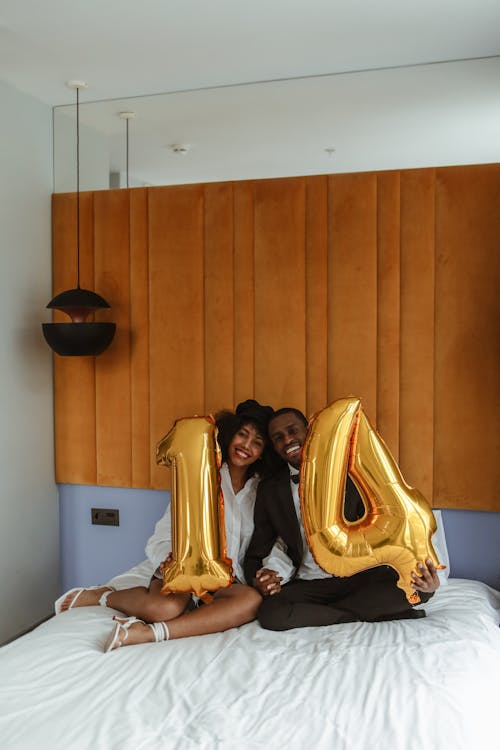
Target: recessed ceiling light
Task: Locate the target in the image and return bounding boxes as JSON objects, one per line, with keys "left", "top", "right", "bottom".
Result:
{"left": 169, "top": 144, "right": 190, "bottom": 154}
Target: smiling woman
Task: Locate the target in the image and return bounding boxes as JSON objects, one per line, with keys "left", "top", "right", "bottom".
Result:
{"left": 53, "top": 399, "right": 293, "bottom": 652}
{"left": 216, "top": 400, "right": 275, "bottom": 490}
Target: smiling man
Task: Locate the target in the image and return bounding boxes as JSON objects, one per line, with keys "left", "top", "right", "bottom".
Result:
{"left": 244, "top": 407, "right": 440, "bottom": 631}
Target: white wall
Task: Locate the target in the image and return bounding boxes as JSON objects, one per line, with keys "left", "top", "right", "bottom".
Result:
{"left": 53, "top": 107, "right": 110, "bottom": 192}
{"left": 0, "top": 80, "right": 58, "bottom": 643}
{"left": 53, "top": 57, "right": 500, "bottom": 189}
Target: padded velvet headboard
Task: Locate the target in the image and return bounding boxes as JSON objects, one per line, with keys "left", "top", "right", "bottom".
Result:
{"left": 52, "top": 164, "right": 500, "bottom": 512}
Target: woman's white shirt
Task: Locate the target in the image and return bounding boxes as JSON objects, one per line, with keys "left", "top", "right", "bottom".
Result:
{"left": 219, "top": 462, "right": 258, "bottom": 583}
{"left": 145, "top": 461, "right": 293, "bottom": 584}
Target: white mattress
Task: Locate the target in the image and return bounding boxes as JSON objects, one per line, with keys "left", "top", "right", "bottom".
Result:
{"left": 1, "top": 565, "right": 499, "bottom": 750}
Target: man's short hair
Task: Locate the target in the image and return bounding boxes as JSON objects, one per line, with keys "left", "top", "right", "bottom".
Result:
{"left": 269, "top": 407, "right": 308, "bottom": 429}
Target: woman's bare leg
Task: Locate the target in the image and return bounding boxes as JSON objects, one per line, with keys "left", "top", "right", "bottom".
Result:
{"left": 61, "top": 580, "right": 191, "bottom": 622}
{"left": 168, "top": 584, "right": 261, "bottom": 638}
{"left": 106, "top": 584, "right": 262, "bottom": 649}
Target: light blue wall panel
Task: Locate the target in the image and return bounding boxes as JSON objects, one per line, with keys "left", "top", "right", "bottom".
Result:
{"left": 59, "top": 485, "right": 500, "bottom": 593}
{"left": 437, "top": 508, "right": 500, "bottom": 591}
{"left": 59, "top": 484, "right": 169, "bottom": 592}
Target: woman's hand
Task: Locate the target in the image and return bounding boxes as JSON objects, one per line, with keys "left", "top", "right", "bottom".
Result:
{"left": 159, "top": 552, "right": 173, "bottom": 573}
{"left": 253, "top": 568, "right": 283, "bottom": 597}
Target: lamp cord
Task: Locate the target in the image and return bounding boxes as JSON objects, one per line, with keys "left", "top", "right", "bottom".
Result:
{"left": 126, "top": 117, "right": 130, "bottom": 189}
{"left": 76, "top": 85, "right": 81, "bottom": 289}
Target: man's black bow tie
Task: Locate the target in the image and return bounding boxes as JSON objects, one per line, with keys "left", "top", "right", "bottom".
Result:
{"left": 290, "top": 474, "right": 300, "bottom": 484}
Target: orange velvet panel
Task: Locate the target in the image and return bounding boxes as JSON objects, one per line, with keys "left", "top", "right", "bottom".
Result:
{"left": 94, "top": 190, "right": 132, "bottom": 487}
{"left": 233, "top": 182, "right": 256, "bottom": 404}
{"left": 51, "top": 164, "right": 500, "bottom": 510}
{"left": 305, "top": 175, "right": 328, "bottom": 416}
{"left": 376, "top": 171, "right": 400, "bottom": 460}
{"left": 53, "top": 192, "right": 96, "bottom": 485}
{"left": 399, "top": 169, "right": 436, "bottom": 502}
{"left": 147, "top": 186, "right": 205, "bottom": 488}
{"left": 204, "top": 182, "right": 235, "bottom": 413}
{"left": 327, "top": 172, "right": 378, "bottom": 420}
{"left": 434, "top": 165, "right": 500, "bottom": 510}
{"left": 129, "top": 188, "right": 151, "bottom": 489}
{"left": 253, "top": 178, "right": 307, "bottom": 409}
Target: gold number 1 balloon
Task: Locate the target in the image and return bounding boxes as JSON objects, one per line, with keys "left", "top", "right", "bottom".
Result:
{"left": 156, "top": 415, "right": 233, "bottom": 598}
{"left": 301, "top": 398, "right": 444, "bottom": 603}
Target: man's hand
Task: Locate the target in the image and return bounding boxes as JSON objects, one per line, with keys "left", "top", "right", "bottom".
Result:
{"left": 410, "top": 559, "right": 440, "bottom": 594}
{"left": 253, "top": 568, "right": 282, "bottom": 597}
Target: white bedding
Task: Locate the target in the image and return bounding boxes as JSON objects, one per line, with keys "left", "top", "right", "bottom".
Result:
{"left": 1, "top": 565, "right": 499, "bottom": 750}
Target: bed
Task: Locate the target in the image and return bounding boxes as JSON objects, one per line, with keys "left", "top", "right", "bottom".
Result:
{"left": 1, "top": 549, "right": 499, "bottom": 750}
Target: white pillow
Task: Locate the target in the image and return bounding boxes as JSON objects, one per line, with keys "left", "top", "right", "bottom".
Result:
{"left": 431, "top": 509, "right": 450, "bottom": 585}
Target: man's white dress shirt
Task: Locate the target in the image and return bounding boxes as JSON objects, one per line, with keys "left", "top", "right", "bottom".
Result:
{"left": 289, "top": 465, "right": 330, "bottom": 581}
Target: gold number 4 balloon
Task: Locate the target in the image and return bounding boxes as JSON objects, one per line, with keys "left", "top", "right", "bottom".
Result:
{"left": 301, "top": 398, "right": 444, "bottom": 604}
{"left": 156, "top": 415, "right": 233, "bottom": 598}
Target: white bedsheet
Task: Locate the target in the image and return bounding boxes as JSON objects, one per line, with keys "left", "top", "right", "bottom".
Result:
{"left": 1, "top": 566, "right": 499, "bottom": 750}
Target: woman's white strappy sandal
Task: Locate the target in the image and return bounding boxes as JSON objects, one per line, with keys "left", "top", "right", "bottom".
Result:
{"left": 104, "top": 617, "right": 170, "bottom": 653}
{"left": 54, "top": 586, "right": 116, "bottom": 615}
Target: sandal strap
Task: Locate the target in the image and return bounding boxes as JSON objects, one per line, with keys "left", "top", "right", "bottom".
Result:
{"left": 104, "top": 615, "right": 144, "bottom": 653}
{"left": 148, "top": 621, "right": 170, "bottom": 642}
{"left": 114, "top": 616, "right": 142, "bottom": 643}
{"left": 98, "top": 588, "right": 115, "bottom": 607}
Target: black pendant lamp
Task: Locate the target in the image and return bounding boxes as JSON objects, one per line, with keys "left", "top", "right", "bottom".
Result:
{"left": 42, "top": 81, "right": 116, "bottom": 357}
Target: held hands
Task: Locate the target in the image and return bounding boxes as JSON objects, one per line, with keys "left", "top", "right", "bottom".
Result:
{"left": 410, "top": 559, "right": 440, "bottom": 594}
{"left": 254, "top": 568, "right": 283, "bottom": 597}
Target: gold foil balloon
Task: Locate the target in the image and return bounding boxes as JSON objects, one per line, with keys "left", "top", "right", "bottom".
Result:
{"left": 301, "top": 398, "right": 444, "bottom": 603}
{"left": 156, "top": 415, "right": 233, "bottom": 598}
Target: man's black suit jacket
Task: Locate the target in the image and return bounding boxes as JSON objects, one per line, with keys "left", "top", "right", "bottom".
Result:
{"left": 244, "top": 465, "right": 365, "bottom": 584}
{"left": 243, "top": 465, "right": 432, "bottom": 607}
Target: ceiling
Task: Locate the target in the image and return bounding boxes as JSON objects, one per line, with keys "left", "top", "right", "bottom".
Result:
{"left": 1, "top": 0, "right": 499, "bottom": 186}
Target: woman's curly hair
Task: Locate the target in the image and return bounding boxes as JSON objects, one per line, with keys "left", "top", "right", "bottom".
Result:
{"left": 215, "top": 399, "right": 277, "bottom": 479}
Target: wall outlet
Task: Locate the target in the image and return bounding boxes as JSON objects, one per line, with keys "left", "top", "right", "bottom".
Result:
{"left": 91, "top": 508, "right": 119, "bottom": 526}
